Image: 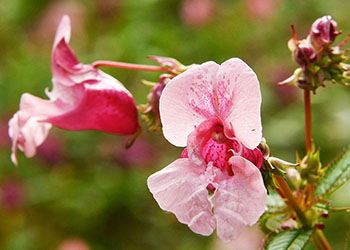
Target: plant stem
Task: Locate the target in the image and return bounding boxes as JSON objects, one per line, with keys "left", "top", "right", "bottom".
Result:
{"left": 92, "top": 60, "right": 172, "bottom": 73}
{"left": 274, "top": 175, "right": 332, "bottom": 249}
{"left": 303, "top": 91, "right": 332, "bottom": 250}
{"left": 304, "top": 90, "right": 312, "bottom": 153}
{"left": 313, "top": 229, "right": 333, "bottom": 250}
{"left": 330, "top": 206, "right": 350, "bottom": 212}
{"left": 274, "top": 175, "right": 308, "bottom": 226}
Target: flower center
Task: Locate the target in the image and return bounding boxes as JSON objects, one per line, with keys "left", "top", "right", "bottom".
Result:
{"left": 202, "top": 123, "right": 263, "bottom": 176}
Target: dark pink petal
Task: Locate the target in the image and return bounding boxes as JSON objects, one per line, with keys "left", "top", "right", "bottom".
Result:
{"left": 216, "top": 58, "right": 262, "bottom": 149}
{"left": 181, "top": 148, "right": 188, "bottom": 158}
{"left": 241, "top": 147, "right": 263, "bottom": 169}
{"left": 211, "top": 156, "right": 266, "bottom": 242}
{"left": 147, "top": 158, "right": 216, "bottom": 235}
{"left": 186, "top": 118, "right": 219, "bottom": 167}
{"left": 160, "top": 62, "right": 219, "bottom": 147}
{"left": 46, "top": 73, "right": 139, "bottom": 134}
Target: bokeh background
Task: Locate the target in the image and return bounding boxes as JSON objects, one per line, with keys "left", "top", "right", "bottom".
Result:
{"left": 0, "top": 0, "right": 349, "bottom": 249}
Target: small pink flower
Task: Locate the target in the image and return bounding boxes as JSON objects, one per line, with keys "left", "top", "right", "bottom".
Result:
{"left": 8, "top": 15, "right": 139, "bottom": 165}
{"left": 180, "top": 0, "right": 214, "bottom": 28}
{"left": 147, "top": 58, "right": 267, "bottom": 242}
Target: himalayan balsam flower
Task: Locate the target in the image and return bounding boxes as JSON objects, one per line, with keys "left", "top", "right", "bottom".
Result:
{"left": 148, "top": 58, "right": 267, "bottom": 242}
{"left": 8, "top": 15, "right": 139, "bottom": 165}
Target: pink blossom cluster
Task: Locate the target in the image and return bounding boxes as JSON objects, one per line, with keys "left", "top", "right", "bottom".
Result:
{"left": 8, "top": 15, "right": 267, "bottom": 241}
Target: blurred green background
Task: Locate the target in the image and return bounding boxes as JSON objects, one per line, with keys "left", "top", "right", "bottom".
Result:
{"left": 0, "top": 0, "right": 349, "bottom": 249}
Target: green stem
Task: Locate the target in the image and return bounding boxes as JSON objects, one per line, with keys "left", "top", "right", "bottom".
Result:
{"left": 312, "top": 229, "right": 333, "bottom": 250}
{"left": 274, "top": 175, "right": 308, "bottom": 226}
{"left": 330, "top": 206, "right": 350, "bottom": 212}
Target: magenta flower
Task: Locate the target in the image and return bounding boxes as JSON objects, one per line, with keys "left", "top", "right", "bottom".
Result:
{"left": 147, "top": 58, "right": 267, "bottom": 242}
{"left": 8, "top": 15, "right": 139, "bottom": 165}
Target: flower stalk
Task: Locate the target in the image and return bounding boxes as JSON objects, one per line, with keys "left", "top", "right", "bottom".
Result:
{"left": 92, "top": 60, "right": 172, "bottom": 73}
{"left": 313, "top": 229, "right": 332, "bottom": 250}
{"left": 303, "top": 80, "right": 332, "bottom": 250}
{"left": 304, "top": 90, "right": 312, "bottom": 153}
{"left": 274, "top": 174, "right": 309, "bottom": 226}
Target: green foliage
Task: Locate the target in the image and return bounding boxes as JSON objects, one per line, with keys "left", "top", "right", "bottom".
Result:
{"left": 260, "top": 213, "right": 288, "bottom": 234}
{"left": 266, "top": 190, "right": 286, "bottom": 212}
{"left": 315, "top": 147, "right": 350, "bottom": 198}
{"left": 261, "top": 191, "right": 288, "bottom": 234}
{"left": 265, "top": 229, "right": 313, "bottom": 250}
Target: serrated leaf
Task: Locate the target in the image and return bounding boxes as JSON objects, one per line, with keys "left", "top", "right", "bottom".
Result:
{"left": 315, "top": 147, "right": 350, "bottom": 198}
{"left": 265, "top": 229, "right": 313, "bottom": 250}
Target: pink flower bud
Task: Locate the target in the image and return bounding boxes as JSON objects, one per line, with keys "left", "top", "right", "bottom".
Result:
{"left": 320, "top": 211, "right": 329, "bottom": 218}
{"left": 315, "top": 223, "right": 325, "bottom": 230}
{"left": 293, "top": 41, "right": 316, "bottom": 70}
{"left": 310, "top": 16, "right": 340, "bottom": 49}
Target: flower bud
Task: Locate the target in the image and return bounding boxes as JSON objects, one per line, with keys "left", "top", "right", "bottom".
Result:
{"left": 320, "top": 211, "right": 329, "bottom": 218}
{"left": 258, "top": 137, "right": 270, "bottom": 159}
{"left": 269, "top": 157, "right": 299, "bottom": 170}
{"left": 293, "top": 41, "right": 316, "bottom": 70}
{"left": 286, "top": 167, "right": 301, "bottom": 189}
{"left": 315, "top": 222, "right": 325, "bottom": 230}
{"left": 140, "top": 74, "right": 170, "bottom": 130}
{"left": 310, "top": 16, "right": 340, "bottom": 49}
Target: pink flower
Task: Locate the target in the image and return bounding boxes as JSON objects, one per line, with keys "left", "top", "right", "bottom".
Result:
{"left": 147, "top": 58, "right": 267, "bottom": 242}
{"left": 180, "top": 0, "right": 214, "bottom": 28}
{"left": 8, "top": 15, "right": 139, "bottom": 165}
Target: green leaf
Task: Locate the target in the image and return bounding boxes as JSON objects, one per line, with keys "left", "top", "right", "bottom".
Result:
{"left": 315, "top": 147, "right": 350, "bottom": 198}
{"left": 265, "top": 229, "right": 313, "bottom": 250}
{"left": 266, "top": 190, "right": 286, "bottom": 209}
{"left": 260, "top": 213, "right": 288, "bottom": 234}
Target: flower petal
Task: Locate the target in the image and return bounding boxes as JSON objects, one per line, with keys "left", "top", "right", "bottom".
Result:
{"left": 9, "top": 14, "right": 140, "bottom": 164}
{"left": 8, "top": 93, "right": 58, "bottom": 165}
{"left": 46, "top": 72, "right": 139, "bottom": 135}
{"left": 160, "top": 62, "right": 219, "bottom": 147}
{"left": 211, "top": 156, "right": 266, "bottom": 242}
{"left": 186, "top": 118, "right": 219, "bottom": 167}
{"left": 216, "top": 58, "right": 262, "bottom": 149}
{"left": 53, "top": 15, "right": 71, "bottom": 48}
{"left": 147, "top": 158, "right": 216, "bottom": 235}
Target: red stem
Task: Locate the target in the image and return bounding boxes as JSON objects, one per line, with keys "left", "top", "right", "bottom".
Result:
{"left": 303, "top": 90, "right": 332, "bottom": 249}
{"left": 304, "top": 90, "right": 312, "bottom": 153}
{"left": 92, "top": 60, "right": 171, "bottom": 73}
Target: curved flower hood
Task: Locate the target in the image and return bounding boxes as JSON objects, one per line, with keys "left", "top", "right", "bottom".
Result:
{"left": 9, "top": 15, "right": 139, "bottom": 165}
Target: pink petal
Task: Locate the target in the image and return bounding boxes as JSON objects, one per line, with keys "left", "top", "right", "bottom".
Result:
{"left": 46, "top": 72, "right": 139, "bottom": 134}
{"left": 147, "top": 158, "right": 216, "bottom": 236}
{"left": 8, "top": 94, "right": 58, "bottom": 165}
{"left": 52, "top": 31, "right": 92, "bottom": 87}
{"left": 211, "top": 156, "right": 266, "bottom": 242}
{"left": 53, "top": 15, "right": 71, "bottom": 48}
{"left": 160, "top": 62, "right": 219, "bottom": 147}
{"left": 216, "top": 58, "right": 262, "bottom": 149}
